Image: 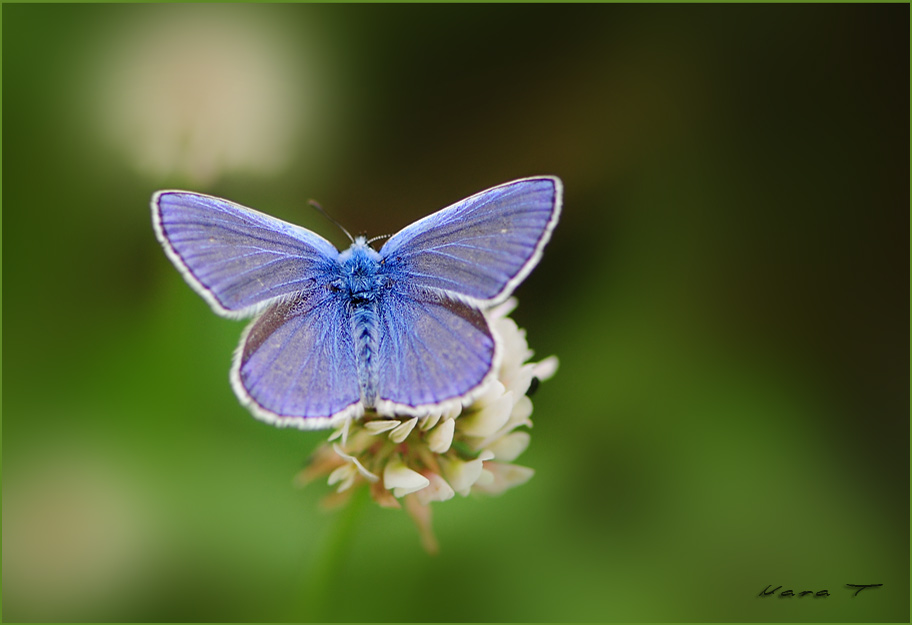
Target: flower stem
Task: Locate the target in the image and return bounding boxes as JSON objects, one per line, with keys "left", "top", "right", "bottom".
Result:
{"left": 289, "top": 487, "right": 368, "bottom": 621}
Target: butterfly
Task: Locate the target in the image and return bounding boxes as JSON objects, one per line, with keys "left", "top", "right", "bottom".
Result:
{"left": 152, "top": 176, "right": 562, "bottom": 430}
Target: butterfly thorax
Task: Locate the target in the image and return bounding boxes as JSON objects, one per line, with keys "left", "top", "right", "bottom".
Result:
{"left": 337, "top": 237, "right": 385, "bottom": 305}
{"left": 338, "top": 237, "right": 385, "bottom": 406}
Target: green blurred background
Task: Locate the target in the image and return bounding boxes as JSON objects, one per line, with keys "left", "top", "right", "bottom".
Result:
{"left": 2, "top": 4, "right": 908, "bottom": 622}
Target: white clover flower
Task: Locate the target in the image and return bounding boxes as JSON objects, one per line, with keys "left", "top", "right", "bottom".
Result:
{"left": 297, "top": 298, "right": 557, "bottom": 553}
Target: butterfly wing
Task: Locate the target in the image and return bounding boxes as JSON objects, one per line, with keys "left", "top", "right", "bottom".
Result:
{"left": 231, "top": 286, "right": 363, "bottom": 428}
{"left": 153, "top": 191, "right": 339, "bottom": 317}
{"left": 373, "top": 286, "right": 496, "bottom": 416}
{"left": 379, "top": 177, "right": 562, "bottom": 305}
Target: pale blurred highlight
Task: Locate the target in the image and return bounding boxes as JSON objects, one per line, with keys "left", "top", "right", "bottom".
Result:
{"left": 2, "top": 442, "right": 163, "bottom": 622}
{"left": 90, "top": 8, "right": 311, "bottom": 185}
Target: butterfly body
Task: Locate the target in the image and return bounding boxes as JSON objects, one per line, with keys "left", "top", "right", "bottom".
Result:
{"left": 153, "top": 177, "right": 562, "bottom": 429}
{"left": 337, "top": 237, "right": 386, "bottom": 407}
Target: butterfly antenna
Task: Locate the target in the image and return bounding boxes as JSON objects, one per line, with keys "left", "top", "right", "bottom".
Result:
{"left": 308, "top": 199, "right": 354, "bottom": 243}
{"left": 366, "top": 233, "right": 392, "bottom": 245}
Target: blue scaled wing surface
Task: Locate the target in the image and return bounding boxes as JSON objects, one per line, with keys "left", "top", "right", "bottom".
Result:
{"left": 153, "top": 191, "right": 339, "bottom": 317}
{"left": 374, "top": 286, "right": 496, "bottom": 415}
{"left": 153, "top": 191, "right": 360, "bottom": 428}
{"left": 230, "top": 287, "right": 362, "bottom": 429}
{"left": 374, "top": 176, "right": 562, "bottom": 413}
{"left": 379, "top": 176, "right": 563, "bottom": 305}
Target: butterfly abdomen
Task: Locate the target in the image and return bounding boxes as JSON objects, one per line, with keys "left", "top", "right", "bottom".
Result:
{"left": 351, "top": 303, "right": 381, "bottom": 407}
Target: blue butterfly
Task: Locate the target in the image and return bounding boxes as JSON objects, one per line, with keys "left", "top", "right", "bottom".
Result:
{"left": 152, "top": 177, "right": 562, "bottom": 429}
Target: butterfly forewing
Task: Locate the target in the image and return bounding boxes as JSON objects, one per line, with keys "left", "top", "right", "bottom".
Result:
{"left": 154, "top": 191, "right": 339, "bottom": 316}
{"left": 379, "top": 177, "right": 562, "bottom": 305}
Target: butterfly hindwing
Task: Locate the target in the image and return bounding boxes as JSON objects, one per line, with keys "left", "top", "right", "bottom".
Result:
{"left": 379, "top": 177, "right": 562, "bottom": 305}
{"left": 231, "top": 286, "right": 362, "bottom": 428}
{"left": 153, "top": 191, "right": 339, "bottom": 317}
{"left": 374, "top": 286, "right": 496, "bottom": 415}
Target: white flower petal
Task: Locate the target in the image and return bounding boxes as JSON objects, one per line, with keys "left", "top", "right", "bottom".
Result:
{"left": 329, "top": 419, "right": 351, "bottom": 445}
{"left": 440, "top": 456, "right": 486, "bottom": 496}
{"left": 419, "top": 412, "right": 442, "bottom": 431}
{"left": 473, "top": 396, "right": 534, "bottom": 450}
{"left": 532, "top": 356, "right": 559, "bottom": 381}
{"left": 327, "top": 464, "right": 353, "bottom": 486}
{"left": 505, "top": 364, "right": 536, "bottom": 398}
{"left": 474, "top": 380, "right": 506, "bottom": 409}
{"left": 472, "top": 463, "right": 535, "bottom": 495}
{"left": 389, "top": 418, "right": 418, "bottom": 443}
{"left": 383, "top": 458, "right": 430, "bottom": 498}
{"left": 476, "top": 469, "right": 495, "bottom": 487}
{"left": 486, "top": 431, "right": 531, "bottom": 462}
{"left": 365, "top": 419, "right": 400, "bottom": 434}
{"left": 415, "top": 473, "right": 455, "bottom": 505}
{"left": 444, "top": 405, "right": 463, "bottom": 420}
{"left": 494, "top": 315, "right": 533, "bottom": 383}
{"left": 327, "top": 464, "right": 356, "bottom": 492}
{"left": 458, "top": 392, "right": 513, "bottom": 437}
{"left": 332, "top": 444, "right": 379, "bottom": 482}
{"left": 427, "top": 418, "right": 455, "bottom": 453}
{"left": 337, "top": 417, "right": 353, "bottom": 446}
{"left": 510, "top": 395, "right": 534, "bottom": 427}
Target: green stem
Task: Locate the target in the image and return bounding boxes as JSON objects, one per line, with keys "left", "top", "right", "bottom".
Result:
{"left": 288, "top": 487, "right": 369, "bottom": 621}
